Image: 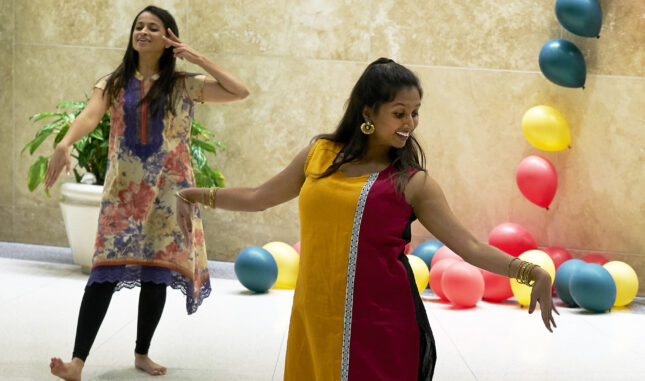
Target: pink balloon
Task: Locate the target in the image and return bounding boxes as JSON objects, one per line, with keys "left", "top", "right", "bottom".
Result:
{"left": 581, "top": 253, "right": 609, "bottom": 265}
{"left": 430, "top": 246, "right": 463, "bottom": 268}
{"left": 543, "top": 246, "right": 572, "bottom": 270}
{"left": 293, "top": 241, "right": 301, "bottom": 254}
{"left": 442, "top": 262, "right": 485, "bottom": 308}
{"left": 428, "top": 258, "right": 460, "bottom": 300}
{"left": 516, "top": 155, "right": 558, "bottom": 209}
{"left": 480, "top": 269, "right": 513, "bottom": 302}
{"left": 488, "top": 223, "right": 537, "bottom": 257}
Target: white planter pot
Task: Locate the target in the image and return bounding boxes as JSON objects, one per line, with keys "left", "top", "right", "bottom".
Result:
{"left": 60, "top": 183, "right": 103, "bottom": 274}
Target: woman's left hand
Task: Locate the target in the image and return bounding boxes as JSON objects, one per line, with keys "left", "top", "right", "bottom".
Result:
{"left": 176, "top": 192, "right": 195, "bottom": 248}
{"left": 163, "top": 28, "right": 203, "bottom": 65}
{"left": 528, "top": 267, "right": 559, "bottom": 332}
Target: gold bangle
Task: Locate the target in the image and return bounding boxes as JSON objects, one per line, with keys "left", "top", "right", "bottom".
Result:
{"left": 176, "top": 192, "right": 194, "bottom": 205}
{"left": 507, "top": 257, "right": 520, "bottom": 278}
{"left": 209, "top": 187, "right": 218, "bottom": 208}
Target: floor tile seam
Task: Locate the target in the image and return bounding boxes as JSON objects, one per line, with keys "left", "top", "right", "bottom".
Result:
{"left": 423, "top": 303, "right": 479, "bottom": 381}
{"left": 271, "top": 322, "right": 290, "bottom": 380}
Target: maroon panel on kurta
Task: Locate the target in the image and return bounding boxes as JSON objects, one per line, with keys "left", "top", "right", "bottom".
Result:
{"left": 348, "top": 167, "right": 420, "bottom": 381}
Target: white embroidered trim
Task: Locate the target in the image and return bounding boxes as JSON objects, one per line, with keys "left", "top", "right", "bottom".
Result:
{"left": 340, "top": 173, "right": 379, "bottom": 381}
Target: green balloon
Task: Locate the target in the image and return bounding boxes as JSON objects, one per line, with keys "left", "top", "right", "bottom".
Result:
{"left": 539, "top": 39, "right": 586, "bottom": 88}
{"left": 556, "top": 0, "right": 602, "bottom": 38}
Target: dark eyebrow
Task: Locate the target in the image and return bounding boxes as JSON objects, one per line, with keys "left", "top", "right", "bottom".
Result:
{"left": 392, "top": 103, "right": 421, "bottom": 107}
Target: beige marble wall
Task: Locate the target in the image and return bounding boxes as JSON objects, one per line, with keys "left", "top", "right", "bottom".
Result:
{"left": 3, "top": 1, "right": 644, "bottom": 292}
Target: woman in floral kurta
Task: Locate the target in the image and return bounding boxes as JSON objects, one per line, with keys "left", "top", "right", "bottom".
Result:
{"left": 47, "top": 6, "right": 249, "bottom": 380}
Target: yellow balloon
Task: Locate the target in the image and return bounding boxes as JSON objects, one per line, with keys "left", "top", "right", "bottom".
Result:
{"left": 521, "top": 105, "right": 571, "bottom": 151}
{"left": 510, "top": 250, "right": 556, "bottom": 306}
{"left": 407, "top": 254, "right": 430, "bottom": 293}
{"left": 263, "top": 242, "right": 299, "bottom": 289}
{"left": 603, "top": 261, "right": 639, "bottom": 307}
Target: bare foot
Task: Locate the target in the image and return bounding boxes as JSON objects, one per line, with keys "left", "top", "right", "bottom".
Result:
{"left": 50, "top": 357, "right": 83, "bottom": 381}
{"left": 135, "top": 353, "right": 167, "bottom": 376}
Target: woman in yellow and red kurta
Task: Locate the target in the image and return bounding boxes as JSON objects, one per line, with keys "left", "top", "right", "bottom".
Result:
{"left": 45, "top": 6, "right": 249, "bottom": 380}
{"left": 178, "top": 58, "right": 558, "bottom": 380}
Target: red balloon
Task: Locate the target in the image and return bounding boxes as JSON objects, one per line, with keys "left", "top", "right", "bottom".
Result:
{"left": 488, "top": 223, "right": 537, "bottom": 257}
{"left": 428, "top": 258, "right": 460, "bottom": 300}
{"left": 442, "top": 262, "right": 485, "bottom": 308}
{"left": 516, "top": 155, "right": 558, "bottom": 209}
{"left": 430, "top": 246, "right": 463, "bottom": 268}
{"left": 293, "top": 241, "right": 301, "bottom": 254}
{"left": 480, "top": 269, "right": 513, "bottom": 302}
{"left": 581, "top": 253, "right": 609, "bottom": 265}
{"left": 543, "top": 246, "right": 572, "bottom": 270}
{"left": 404, "top": 243, "right": 411, "bottom": 254}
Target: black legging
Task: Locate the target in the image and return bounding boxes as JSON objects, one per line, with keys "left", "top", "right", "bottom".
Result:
{"left": 72, "top": 281, "right": 167, "bottom": 362}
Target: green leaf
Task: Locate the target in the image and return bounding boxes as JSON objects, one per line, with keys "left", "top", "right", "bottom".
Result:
{"left": 192, "top": 139, "right": 216, "bottom": 153}
{"left": 194, "top": 172, "right": 214, "bottom": 188}
{"left": 54, "top": 125, "right": 71, "bottom": 145}
{"left": 89, "top": 127, "right": 105, "bottom": 140}
{"left": 24, "top": 128, "right": 56, "bottom": 155}
{"left": 27, "top": 156, "right": 49, "bottom": 191}
{"left": 29, "top": 112, "right": 64, "bottom": 122}
{"left": 190, "top": 146, "right": 207, "bottom": 169}
{"left": 74, "top": 136, "right": 89, "bottom": 152}
{"left": 56, "top": 101, "right": 86, "bottom": 110}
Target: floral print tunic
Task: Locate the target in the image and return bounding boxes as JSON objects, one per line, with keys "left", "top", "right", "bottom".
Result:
{"left": 88, "top": 71, "right": 210, "bottom": 314}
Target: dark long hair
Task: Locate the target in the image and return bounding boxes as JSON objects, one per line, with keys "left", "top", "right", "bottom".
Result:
{"left": 103, "top": 5, "right": 180, "bottom": 117}
{"left": 315, "top": 58, "right": 427, "bottom": 192}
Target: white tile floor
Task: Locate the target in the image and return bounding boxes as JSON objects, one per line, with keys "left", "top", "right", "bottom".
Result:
{"left": 1, "top": 256, "right": 644, "bottom": 381}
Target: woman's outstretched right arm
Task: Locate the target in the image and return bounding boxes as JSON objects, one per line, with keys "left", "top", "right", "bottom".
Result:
{"left": 176, "top": 144, "right": 312, "bottom": 240}
{"left": 44, "top": 87, "right": 110, "bottom": 189}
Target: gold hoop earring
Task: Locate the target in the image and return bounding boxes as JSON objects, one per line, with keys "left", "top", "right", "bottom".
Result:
{"left": 360, "top": 121, "right": 375, "bottom": 135}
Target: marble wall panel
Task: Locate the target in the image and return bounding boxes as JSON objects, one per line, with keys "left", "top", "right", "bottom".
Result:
{"left": 13, "top": 44, "right": 123, "bottom": 206}
{"left": 15, "top": 0, "right": 188, "bottom": 48}
{"left": 370, "top": 0, "right": 558, "bottom": 71}
{"left": 0, "top": 0, "right": 14, "bottom": 42}
{"left": 187, "top": 0, "right": 370, "bottom": 61}
{"left": 0, "top": 206, "right": 13, "bottom": 242}
{"left": 0, "top": 42, "right": 14, "bottom": 207}
{"left": 13, "top": 205, "right": 68, "bottom": 246}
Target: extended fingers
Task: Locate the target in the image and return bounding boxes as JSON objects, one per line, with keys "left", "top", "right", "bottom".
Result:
{"left": 166, "top": 28, "right": 181, "bottom": 42}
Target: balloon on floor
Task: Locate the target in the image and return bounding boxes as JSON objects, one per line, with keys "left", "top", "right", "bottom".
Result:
{"left": 554, "top": 258, "right": 586, "bottom": 306}
{"left": 570, "top": 263, "right": 616, "bottom": 313}
{"left": 555, "top": 0, "right": 602, "bottom": 38}
{"left": 263, "top": 241, "right": 299, "bottom": 289}
{"left": 603, "top": 261, "right": 639, "bottom": 307}
{"left": 521, "top": 105, "right": 571, "bottom": 151}
{"left": 234, "top": 246, "right": 278, "bottom": 293}
{"left": 516, "top": 155, "right": 558, "bottom": 209}
{"left": 543, "top": 246, "right": 573, "bottom": 270}
{"left": 510, "top": 250, "right": 556, "bottom": 306}
{"left": 412, "top": 240, "right": 444, "bottom": 270}
{"left": 580, "top": 253, "right": 609, "bottom": 265}
{"left": 488, "top": 222, "right": 537, "bottom": 256}
{"left": 480, "top": 269, "right": 513, "bottom": 302}
{"left": 442, "top": 261, "right": 485, "bottom": 308}
{"left": 429, "top": 258, "right": 461, "bottom": 301}
{"left": 407, "top": 254, "right": 430, "bottom": 293}
{"left": 539, "top": 39, "right": 586, "bottom": 88}
{"left": 430, "top": 246, "right": 463, "bottom": 267}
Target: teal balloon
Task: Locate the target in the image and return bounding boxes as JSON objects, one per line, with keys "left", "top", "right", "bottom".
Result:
{"left": 554, "top": 259, "right": 585, "bottom": 306}
{"left": 556, "top": 0, "right": 602, "bottom": 38}
{"left": 234, "top": 246, "right": 278, "bottom": 293}
{"left": 539, "top": 39, "right": 586, "bottom": 88}
{"left": 570, "top": 264, "right": 616, "bottom": 313}
{"left": 411, "top": 240, "right": 443, "bottom": 270}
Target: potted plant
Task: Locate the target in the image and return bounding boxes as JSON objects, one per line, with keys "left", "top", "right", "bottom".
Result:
{"left": 22, "top": 99, "right": 225, "bottom": 272}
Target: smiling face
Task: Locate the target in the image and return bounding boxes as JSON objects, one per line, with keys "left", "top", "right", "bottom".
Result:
{"left": 132, "top": 11, "right": 169, "bottom": 54}
{"left": 364, "top": 86, "right": 421, "bottom": 150}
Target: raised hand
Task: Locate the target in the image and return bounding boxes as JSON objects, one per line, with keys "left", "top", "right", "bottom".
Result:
{"left": 163, "top": 28, "right": 202, "bottom": 64}
{"left": 44, "top": 145, "right": 71, "bottom": 189}
{"left": 528, "top": 268, "right": 559, "bottom": 332}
